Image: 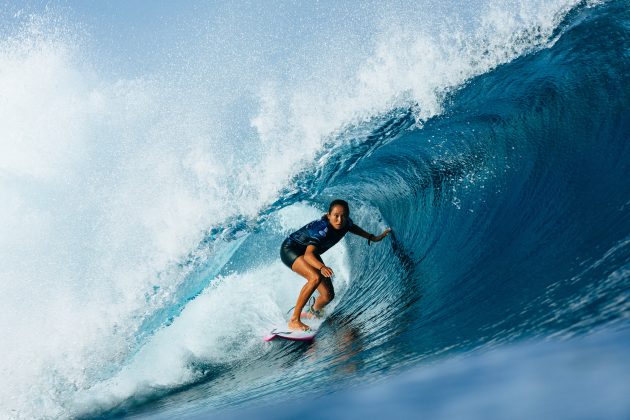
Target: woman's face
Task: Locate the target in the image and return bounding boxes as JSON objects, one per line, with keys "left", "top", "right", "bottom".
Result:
{"left": 327, "top": 205, "right": 348, "bottom": 230}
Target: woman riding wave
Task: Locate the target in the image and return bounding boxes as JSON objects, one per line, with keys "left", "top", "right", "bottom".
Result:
{"left": 280, "top": 199, "right": 391, "bottom": 331}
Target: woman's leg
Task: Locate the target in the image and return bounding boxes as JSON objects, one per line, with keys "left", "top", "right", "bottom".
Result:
{"left": 311, "top": 254, "right": 334, "bottom": 311}
{"left": 313, "top": 277, "right": 334, "bottom": 312}
{"left": 288, "top": 256, "right": 324, "bottom": 330}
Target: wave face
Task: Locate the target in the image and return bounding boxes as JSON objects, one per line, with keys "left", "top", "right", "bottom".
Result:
{"left": 1, "top": 1, "right": 629, "bottom": 419}
{"left": 338, "top": 0, "right": 630, "bottom": 348}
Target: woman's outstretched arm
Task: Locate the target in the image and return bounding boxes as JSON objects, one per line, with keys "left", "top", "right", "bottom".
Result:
{"left": 349, "top": 224, "right": 392, "bottom": 244}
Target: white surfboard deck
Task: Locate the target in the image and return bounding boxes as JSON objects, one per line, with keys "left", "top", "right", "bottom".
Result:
{"left": 264, "top": 317, "right": 323, "bottom": 342}
{"left": 264, "top": 326, "right": 318, "bottom": 342}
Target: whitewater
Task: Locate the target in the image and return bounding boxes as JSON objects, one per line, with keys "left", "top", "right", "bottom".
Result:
{"left": 1, "top": 0, "right": 628, "bottom": 418}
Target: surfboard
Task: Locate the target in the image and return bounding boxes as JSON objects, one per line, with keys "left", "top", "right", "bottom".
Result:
{"left": 264, "top": 326, "right": 318, "bottom": 342}
{"left": 266, "top": 300, "right": 324, "bottom": 342}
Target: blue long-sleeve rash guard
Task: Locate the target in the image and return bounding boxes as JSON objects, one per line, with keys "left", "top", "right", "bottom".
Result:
{"left": 288, "top": 215, "right": 354, "bottom": 254}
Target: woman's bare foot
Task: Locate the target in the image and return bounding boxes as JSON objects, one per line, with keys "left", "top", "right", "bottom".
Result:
{"left": 288, "top": 318, "right": 310, "bottom": 331}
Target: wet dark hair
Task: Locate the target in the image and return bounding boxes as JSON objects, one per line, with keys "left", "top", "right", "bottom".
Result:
{"left": 328, "top": 199, "right": 350, "bottom": 215}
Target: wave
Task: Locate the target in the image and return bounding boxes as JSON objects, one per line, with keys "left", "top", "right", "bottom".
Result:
{"left": 336, "top": 0, "right": 630, "bottom": 352}
{"left": 86, "top": 1, "right": 629, "bottom": 417}
{"left": 1, "top": 0, "right": 628, "bottom": 418}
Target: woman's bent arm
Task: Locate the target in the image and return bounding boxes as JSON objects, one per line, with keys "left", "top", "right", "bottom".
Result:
{"left": 304, "top": 245, "right": 334, "bottom": 277}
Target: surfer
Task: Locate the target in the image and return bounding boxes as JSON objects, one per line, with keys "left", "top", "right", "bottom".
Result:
{"left": 280, "top": 199, "right": 392, "bottom": 331}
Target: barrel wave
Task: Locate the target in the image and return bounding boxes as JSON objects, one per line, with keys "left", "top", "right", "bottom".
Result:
{"left": 339, "top": 0, "right": 630, "bottom": 351}
{"left": 104, "top": 2, "right": 629, "bottom": 417}
{"left": 1, "top": 1, "right": 629, "bottom": 419}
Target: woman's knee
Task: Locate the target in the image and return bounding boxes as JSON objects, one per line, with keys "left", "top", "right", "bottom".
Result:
{"left": 307, "top": 272, "right": 322, "bottom": 286}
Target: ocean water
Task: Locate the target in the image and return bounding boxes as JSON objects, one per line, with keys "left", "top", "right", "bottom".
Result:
{"left": 0, "top": 1, "right": 628, "bottom": 419}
